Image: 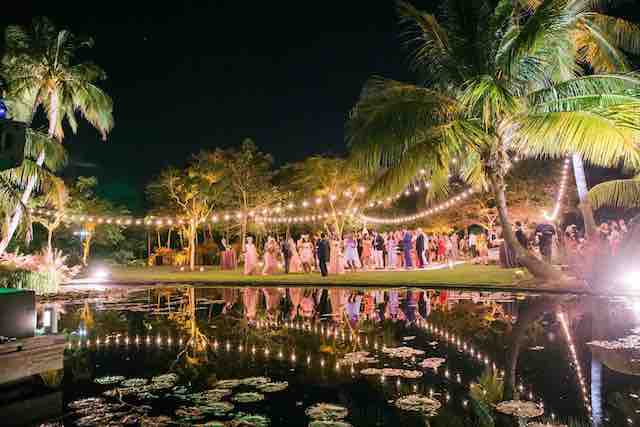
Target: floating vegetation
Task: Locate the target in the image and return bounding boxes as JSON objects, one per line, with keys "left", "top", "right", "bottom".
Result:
{"left": 308, "top": 422, "right": 353, "bottom": 427}
{"left": 68, "top": 397, "right": 105, "bottom": 410}
{"left": 381, "top": 346, "right": 425, "bottom": 358}
{"left": 420, "top": 358, "right": 446, "bottom": 370}
{"left": 257, "top": 381, "right": 289, "bottom": 393}
{"left": 215, "top": 379, "right": 244, "bottom": 388}
{"left": 229, "top": 412, "right": 270, "bottom": 426}
{"left": 339, "top": 351, "right": 377, "bottom": 365}
{"left": 495, "top": 400, "right": 544, "bottom": 418}
{"left": 94, "top": 375, "right": 125, "bottom": 385}
{"left": 305, "top": 403, "right": 349, "bottom": 420}
{"left": 359, "top": 368, "right": 423, "bottom": 378}
{"left": 394, "top": 394, "right": 441, "bottom": 416}
{"left": 121, "top": 378, "right": 149, "bottom": 387}
{"left": 189, "top": 388, "right": 233, "bottom": 403}
{"left": 174, "top": 406, "right": 206, "bottom": 422}
{"left": 205, "top": 401, "right": 236, "bottom": 416}
{"left": 233, "top": 392, "right": 265, "bottom": 403}
{"left": 242, "top": 376, "right": 272, "bottom": 387}
{"left": 527, "top": 423, "right": 567, "bottom": 427}
{"left": 151, "top": 373, "right": 178, "bottom": 384}
{"left": 402, "top": 336, "right": 416, "bottom": 341}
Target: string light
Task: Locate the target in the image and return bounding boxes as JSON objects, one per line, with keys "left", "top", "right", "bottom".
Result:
{"left": 544, "top": 158, "right": 572, "bottom": 221}
{"left": 557, "top": 312, "right": 592, "bottom": 417}
{"left": 359, "top": 188, "right": 476, "bottom": 225}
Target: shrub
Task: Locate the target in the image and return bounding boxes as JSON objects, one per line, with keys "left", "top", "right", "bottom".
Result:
{"left": 0, "top": 250, "right": 81, "bottom": 294}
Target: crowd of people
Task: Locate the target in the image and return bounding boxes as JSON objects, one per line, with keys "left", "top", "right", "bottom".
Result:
{"left": 240, "top": 228, "right": 495, "bottom": 276}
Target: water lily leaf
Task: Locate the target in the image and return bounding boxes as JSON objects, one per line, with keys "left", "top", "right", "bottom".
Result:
{"left": 233, "top": 392, "right": 265, "bottom": 403}
{"left": 305, "top": 403, "right": 348, "bottom": 420}
{"left": 121, "top": 378, "right": 149, "bottom": 387}
{"left": 94, "top": 375, "right": 125, "bottom": 385}
{"left": 230, "top": 412, "right": 270, "bottom": 426}
{"left": 495, "top": 400, "right": 544, "bottom": 418}
{"left": 257, "top": 382, "right": 288, "bottom": 393}
{"left": 394, "top": 394, "right": 441, "bottom": 416}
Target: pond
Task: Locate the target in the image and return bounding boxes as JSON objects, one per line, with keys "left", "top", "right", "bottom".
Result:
{"left": 15, "top": 285, "right": 640, "bottom": 426}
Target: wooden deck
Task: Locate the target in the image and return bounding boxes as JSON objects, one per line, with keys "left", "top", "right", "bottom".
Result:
{"left": 0, "top": 335, "right": 66, "bottom": 385}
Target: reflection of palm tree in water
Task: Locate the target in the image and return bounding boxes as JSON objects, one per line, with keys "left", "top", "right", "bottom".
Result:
{"left": 175, "top": 287, "right": 209, "bottom": 366}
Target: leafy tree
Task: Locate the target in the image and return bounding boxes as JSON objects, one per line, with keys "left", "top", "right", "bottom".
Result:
{"left": 59, "top": 177, "right": 126, "bottom": 265}
{"left": 0, "top": 17, "right": 114, "bottom": 253}
{"left": 286, "top": 156, "right": 367, "bottom": 236}
{"left": 147, "top": 153, "right": 225, "bottom": 270}
{"left": 32, "top": 176, "right": 68, "bottom": 257}
{"left": 202, "top": 139, "right": 282, "bottom": 244}
{"left": 347, "top": 0, "right": 640, "bottom": 280}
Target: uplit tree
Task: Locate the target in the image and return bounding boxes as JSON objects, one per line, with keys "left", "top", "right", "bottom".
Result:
{"left": 287, "top": 156, "right": 367, "bottom": 237}
{"left": 32, "top": 177, "right": 68, "bottom": 258}
{"left": 347, "top": 0, "right": 640, "bottom": 280}
{"left": 0, "top": 17, "right": 114, "bottom": 253}
{"left": 147, "top": 153, "right": 225, "bottom": 270}
{"left": 203, "top": 139, "right": 283, "bottom": 244}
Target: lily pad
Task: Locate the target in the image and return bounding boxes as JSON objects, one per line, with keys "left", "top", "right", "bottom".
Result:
{"left": 381, "top": 346, "right": 425, "bottom": 358}
{"left": 495, "top": 400, "right": 544, "bottom": 418}
{"left": 257, "top": 381, "right": 289, "bottom": 393}
{"left": 233, "top": 392, "right": 265, "bottom": 403}
{"left": 94, "top": 375, "right": 126, "bottom": 385}
{"left": 215, "top": 379, "right": 244, "bottom": 388}
{"left": 121, "top": 378, "right": 149, "bottom": 387}
{"left": 305, "top": 403, "right": 349, "bottom": 420}
{"left": 309, "top": 422, "right": 353, "bottom": 427}
{"left": 68, "top": 397, "right": 105, "bottom": 410}
{"left": 395, "top": 394, "right": 441, "bottom": 416}
{"left": 420, "top": 358, "right": 446, "bottom": 370}
{"left": 151, "top": 373, "right": 178, "bottom": 383}
{"left": 230, "top": 412, "right": 270, "bottom": 426}
{"left": 242, "top": 376, "right": 272, "bottom": 387}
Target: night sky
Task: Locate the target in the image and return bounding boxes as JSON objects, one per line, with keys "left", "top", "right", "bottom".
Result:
{"left": 3, "top": 1, "right": 638, "bottom": 212}
{"left": 4, "top": 1, "right": 439, "bottom": 211}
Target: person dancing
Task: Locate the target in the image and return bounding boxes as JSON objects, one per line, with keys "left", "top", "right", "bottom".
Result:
{"left": 344, "top": 233, "right": 360, "bottom": 271}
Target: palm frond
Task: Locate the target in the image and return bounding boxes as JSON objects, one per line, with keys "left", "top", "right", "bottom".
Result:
{"left": 586, "top": 12, "right": 640, "bottom": 55}
{"left": 514, "top": 104, "right": 640, "bottom": 169}
{"left": 588, "top": 176, "right": 640, "bottom": 209}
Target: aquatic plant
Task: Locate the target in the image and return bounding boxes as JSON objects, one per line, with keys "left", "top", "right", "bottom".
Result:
{"left": 495, "top": 400, "right": 544, "bottom": 418}
{"left": 230, "top": 412, "right": 270, "bottom": 426}
{"left": 121, "top": 378, "right": 148, "bottom": 387}
{"left": 420, "top": 358, "right": 446, "bottom": 370}
{"left": 305, "top": 403, "right": 349, "bottom": 420}
{"left": 94, "top": 375, "right": 125, "bottom": 385}
{"left": 257, "top": 381, "right": 289, "bottom": 393}
{"left": 394, "top": 394, "right": 441, "bottom": 416}
{"left": 232, "top": 392, "right": 265, "bottom": 403}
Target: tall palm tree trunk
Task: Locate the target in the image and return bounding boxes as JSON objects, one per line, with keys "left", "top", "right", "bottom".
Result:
{"left": 572, "top": 154, "right": 598, "bottom": 239}
{"left": 0, "top": 91, "right": 58, "bottom": 254}
{"left": 489, "top": 172, "right": 563, "bottom": 281}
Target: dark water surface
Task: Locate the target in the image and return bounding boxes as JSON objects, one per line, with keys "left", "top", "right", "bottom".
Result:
{"left": 18, "top": 285, "right": 640, "bottom": 426}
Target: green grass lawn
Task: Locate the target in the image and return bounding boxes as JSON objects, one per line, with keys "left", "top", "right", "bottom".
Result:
{"left": 93, "top": 264, "right": 531, "bottom": 289}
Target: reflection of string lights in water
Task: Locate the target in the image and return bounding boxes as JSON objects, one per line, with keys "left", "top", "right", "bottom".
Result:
{"left": 557, "top": 312, "right": 592, "bottom": 418}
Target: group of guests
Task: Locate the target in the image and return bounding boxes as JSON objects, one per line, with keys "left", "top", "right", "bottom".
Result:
{"left": 241, "top": 228, "right": 495, "bottom": 277}
{"left": 565, "top": 218, "right": 629, "bottom": 256}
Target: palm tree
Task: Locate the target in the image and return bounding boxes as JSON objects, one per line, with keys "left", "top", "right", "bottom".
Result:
{"left": 560, "top": 0, "right": 640, "bottom": 238}
{"left": 347, "top": 0, "right": 640, "bottom": 281}
{"left": 588, "top": 175, "right": 640, "bottom": 209}
{"left": 0, "top": 17, "right": 113, "bottom": 253}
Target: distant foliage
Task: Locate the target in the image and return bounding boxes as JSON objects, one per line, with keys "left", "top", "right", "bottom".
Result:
{"left": 0, "top": 249, "right": 81, "bottom": 293}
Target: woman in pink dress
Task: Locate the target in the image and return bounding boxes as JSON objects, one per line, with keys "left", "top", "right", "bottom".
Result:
{"left": 262, "top": 237, "right": 279, "bottom": 275}
{"left": 361, "top": 235, "right": 373, "bottom": 270}
{"left": 288, "top": 238, "right": 303, "bottom": 273}
{"left": 328, "top": 237, "right": 345, "bottom": 275}
{"left": 243, "top": 236, "right": 258, "bottom": 275}
{"left": 299, "top": 236, "right": 314, "bottom": 273}
{"left": 243, "top": 288, "right": 259, "bottom": 321}
{"left": 289, "top": 287, "right": 303, "bottom": 318}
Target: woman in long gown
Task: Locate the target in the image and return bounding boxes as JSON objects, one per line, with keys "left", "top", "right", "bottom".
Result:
{"left": 288, "top": 238, "right": 303, "bottom": 273}
{"left": 328, "top": 237, "right": 345, "bottom": 275}
{"left": 243, "top": 236, "right": 258, "bottom": 275}
{"left": 262, "top": 237, "right": 279, "bottom": 275}
{"left": 343, "top": 234, "right": 360, "bottom": 271}
{"left": 361, "top": 235, "right": 373, "bottom": 270}
{"left": 386, "top": 233, "right": 397, "bottom": 270}
{"left": 299, "top": 236, "right": 314, "bottom": 273}
{"left": 243, "top": 288, "right": 259, "bottom": 321}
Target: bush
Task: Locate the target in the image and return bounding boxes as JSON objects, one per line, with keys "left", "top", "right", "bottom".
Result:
{"left": 0, "top": 267, "right": 58, "bottom": 294}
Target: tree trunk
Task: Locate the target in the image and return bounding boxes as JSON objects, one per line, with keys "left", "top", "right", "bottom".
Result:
{"left": 489, "top": 172, "right": 564, "bottom": 281}
{"left": 157, "top": 230, "right": 161, "bottom": 248}
{"left": 0, "top": 90, "right": 59, "bottom": 254}
{"left": 47, "top": 228, "right": 54, "bottom": 258}
{"left": 572, "top": 154, "right": 598, "bottom": 239}
{"left": 82, "top": 235, "right": 92, "bottom": 266}
{"left": 166, "top": 228, "right": 172, "bottom": 249}
{"left": 189, "top": 219, "right": 196, "bottom": 271}
{"left": 504, "top": 297, "right": 556, "bottom": 399}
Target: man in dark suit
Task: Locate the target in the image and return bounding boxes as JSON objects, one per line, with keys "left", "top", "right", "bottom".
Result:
{"left": 280, "top": 237, "right": 291, "bottom": 273}
{"left": 316, "top": 233, "right": 330, "bottom": 277}
{"left": 416, "top": 228, "right": 426, "bottom": 268}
